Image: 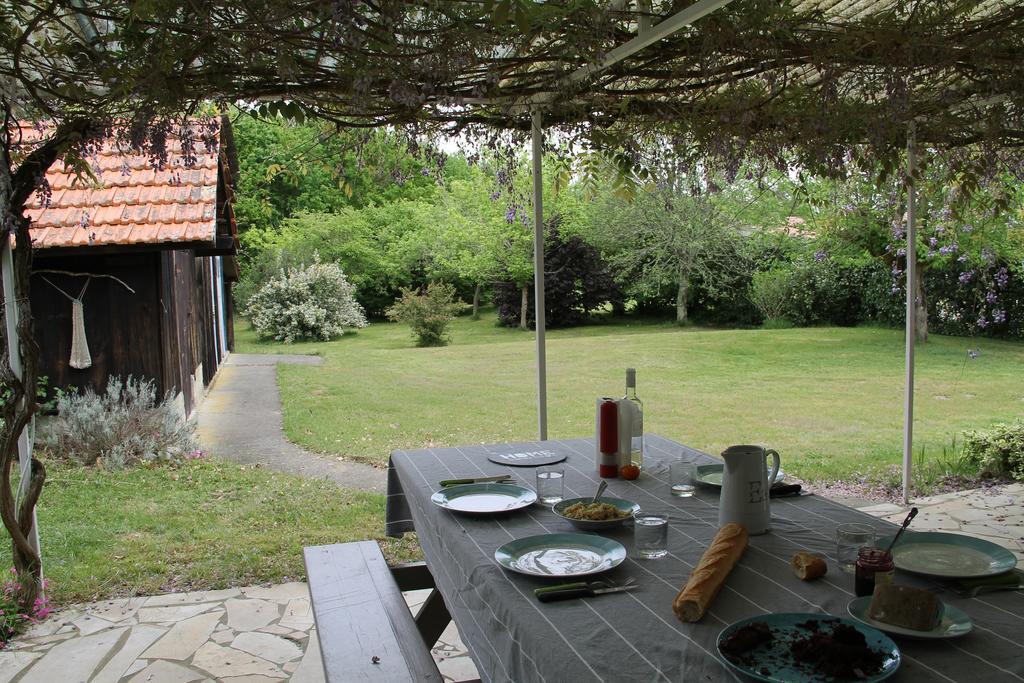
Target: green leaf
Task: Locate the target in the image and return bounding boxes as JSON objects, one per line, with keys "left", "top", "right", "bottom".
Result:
{"left": 492, "top": 0, "right": 511, "bottom": 26}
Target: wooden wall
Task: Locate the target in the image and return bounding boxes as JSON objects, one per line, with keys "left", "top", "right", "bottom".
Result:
{"left": 32, "top": 250, "right": 232, "bottom": 415}
{"left": 32, "top": 253, "right": 164, "bottom": 397}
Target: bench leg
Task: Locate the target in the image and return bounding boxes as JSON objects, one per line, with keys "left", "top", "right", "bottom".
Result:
{"left": 415, "top": 588, "right": 452, "bottom": 647}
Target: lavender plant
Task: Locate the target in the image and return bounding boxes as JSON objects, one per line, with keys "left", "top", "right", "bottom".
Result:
{"left": 42, "top": 376, "right": 196, "bottom": 469}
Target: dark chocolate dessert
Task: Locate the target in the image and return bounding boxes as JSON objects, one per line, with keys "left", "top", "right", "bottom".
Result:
{"left": 791, "top": 623, "right": 885, "bottom": 680}
{"left": 721, "top": 621, "right": 773, "bottom": 660}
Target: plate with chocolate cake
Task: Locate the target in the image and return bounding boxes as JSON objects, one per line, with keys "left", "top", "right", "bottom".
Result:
{"left": 717, "top": 613, "right": 901, "bottom": 682}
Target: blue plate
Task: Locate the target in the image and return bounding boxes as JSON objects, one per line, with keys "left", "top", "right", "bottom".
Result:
{"left": 847, "top": 596, "right": 972, "bottom": 639}
{"left": 878, "top": 531, "right": 1017, "bottom": 579}
{"left": 717, "top": 613, "right": 901, "bottom": 683}
{"left": 495, "top": 533, "right": 626, "bottom": 577}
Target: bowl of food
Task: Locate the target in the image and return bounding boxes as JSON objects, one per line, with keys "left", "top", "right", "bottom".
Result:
{"left": 552, "top": 496, "right": 640, "bottom": 530}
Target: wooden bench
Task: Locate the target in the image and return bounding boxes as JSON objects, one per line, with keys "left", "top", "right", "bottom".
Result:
{"left": 303, "top": 541, "right": 452, "bottom": 682}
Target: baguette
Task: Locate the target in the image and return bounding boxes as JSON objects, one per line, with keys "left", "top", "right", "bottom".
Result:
{"left": 673, "top": 523, "right": 749, "bottom": 622}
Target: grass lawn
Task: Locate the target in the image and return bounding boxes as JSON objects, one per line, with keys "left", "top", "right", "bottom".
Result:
{"left": 37, "top": 456, "right": 419, "bottom": 604}
{"left": 236, "top": 311, "right": 1024, "bottom": 483}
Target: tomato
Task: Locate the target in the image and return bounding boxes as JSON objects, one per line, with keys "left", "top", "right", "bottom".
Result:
{"left": 620, "top": 464, "right": 640, "bottom": 480}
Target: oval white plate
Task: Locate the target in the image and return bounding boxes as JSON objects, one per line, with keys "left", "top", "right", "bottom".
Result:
{"left": 847, "top": 596, "right": 972, "bottom": 639}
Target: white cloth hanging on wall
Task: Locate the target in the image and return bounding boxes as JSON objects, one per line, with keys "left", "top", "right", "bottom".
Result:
{"left": 41, "top": 276, "right": 92, "bottom": 370}
{"left": 69, "top": 295, "right": 90, "bottom": 369}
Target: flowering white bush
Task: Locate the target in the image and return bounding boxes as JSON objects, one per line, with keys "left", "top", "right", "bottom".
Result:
{"left": 246, "top": 257, "right": 367, "bottom": 342}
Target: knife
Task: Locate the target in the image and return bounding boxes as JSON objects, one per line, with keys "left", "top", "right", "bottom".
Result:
{"left": 439, "top": 474, "right": 512, "bottom": 487}
{"left": 769, "top": 483, "right": 802, "bottom": 497}
{"left": 537, "top": 585, "right": 637, "bottom": 602}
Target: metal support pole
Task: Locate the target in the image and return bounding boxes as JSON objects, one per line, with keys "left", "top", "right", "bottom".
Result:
{"left": 531, "top": 110, "right": 548, "bottom": 441}
{"left": 1, "top": 241, "right": 41, "bottom": 560}
{"left": 902, "top": 123, "right": 917, "bottom": 505}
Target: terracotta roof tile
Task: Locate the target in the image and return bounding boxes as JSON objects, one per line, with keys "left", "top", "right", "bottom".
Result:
{"left": 23, "top": 121, "right": 222, "bottom": 250}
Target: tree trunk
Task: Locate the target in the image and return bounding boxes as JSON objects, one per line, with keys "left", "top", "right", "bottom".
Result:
{"left": 0, "top": 116, "right": 91, "bottom": 613}
{"left": 675, "top": 272, "right": 689, "bottom": 325}
{"left": 471, "top": 283, "right": 481, "bottom": 320}
{"left": 914, "top": 261, "right": 928, "bottom": 343}
{"left": 519, "top": 285, "right": 528, "bottom": 330}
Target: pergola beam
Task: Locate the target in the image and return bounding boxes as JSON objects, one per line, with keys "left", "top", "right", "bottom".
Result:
{"left": 526, "top": 0, "right": 736, "bottom": 440}
{"left": 903, "top": 122, "right": 917, "bottom": 505}
{"left": 559, "top": 0, "right": 736, "bottom": 91}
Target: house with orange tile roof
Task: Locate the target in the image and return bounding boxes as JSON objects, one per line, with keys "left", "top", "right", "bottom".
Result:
{"left": 23, "top": 117, "right": 238, "bottom": 415}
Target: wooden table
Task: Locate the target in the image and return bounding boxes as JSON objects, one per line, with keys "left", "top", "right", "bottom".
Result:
{"left": 387, "top": 435, "right": 1024, "bottom": 682}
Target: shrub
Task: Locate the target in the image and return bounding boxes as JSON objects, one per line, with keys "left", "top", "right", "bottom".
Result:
{"left": 748, "top": 268, "right": 792, "bottom": 323}
{"left": 495, "top": 225, "right": 622, "bottom": 328}
{"left": 386, "top": 282, "right": 466, "bottom": 347}
{"left": 962, "top": 420, "right": 1024, "bottom": 480}
{"left": 246, "top": 257, "right": 367, "bottom": 343}
{"left": 780, "top": 258, "right": 868, "bottom": 327}
{"left": 42, "top": 376, "right": 198, "bottom": 468}
{"left": 0, "top": 569, "right": 51, "bottom": 647}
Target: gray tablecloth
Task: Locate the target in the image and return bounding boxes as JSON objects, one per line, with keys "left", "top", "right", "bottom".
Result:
{"left": 386, "top": 435, "right": 1024, "bottom": 683}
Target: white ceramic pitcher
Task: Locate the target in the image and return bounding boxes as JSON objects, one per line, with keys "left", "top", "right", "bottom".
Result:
{"left": 718, "top": 445, "right": 781, "bottom": 535}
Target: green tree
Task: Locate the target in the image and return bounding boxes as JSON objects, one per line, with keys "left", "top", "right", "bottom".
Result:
{"left": 590, "top": 188, "right": 743, "bottom": 324}
{"left": 429, "top": 174, "right": 506, "bottom": 319}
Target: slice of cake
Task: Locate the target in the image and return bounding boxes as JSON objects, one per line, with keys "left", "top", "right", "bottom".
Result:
{"left": 867, "top": 584, "right": 942, "bottom": 631}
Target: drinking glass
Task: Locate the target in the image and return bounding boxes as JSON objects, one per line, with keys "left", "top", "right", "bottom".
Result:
{"left": 536, "top": 468, "right": 564, "bottom": 504}
{"left": 836, "top": 523, "right": 875, "bottom": 573}
{"left": 634, "top": 511, "right": 669, "bottom": 559}
{"left": 669, "top": 461, "right": 696, "bottom": 497}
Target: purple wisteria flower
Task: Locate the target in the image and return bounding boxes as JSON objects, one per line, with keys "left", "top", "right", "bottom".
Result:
{"left": 891, "top": 223, "right": 905, "bottom": 240}
{"left": 977, "top": 316, "right": 989, "bottom": 329}
{"left": 938, "top": 243, "right": 958, "bottom": 255}
{"left": 928, "top": 237, "right": 938, "bottom": 248}
{"left": 505, "top": 206, "right": 517, "bottom": 223}
{"left": 489, "top": 191, "right": 500, "bottom": 201}
{"left": 896, "top": 247, "right": 906, "bottom": 257}
{"left": 986, "top": 290, "right": 998, "bottom": 304}
{"left": 992, "top": 309, "right": 1006, "bottom": 324}
{"left": 814, "top": 250, "right": 828, "bottom": 262}
{"left": 958, "top": 270, "right": 975, "bottom": 284}
{"left": 995, "top": 268, "right": 1009, "bottom": 288}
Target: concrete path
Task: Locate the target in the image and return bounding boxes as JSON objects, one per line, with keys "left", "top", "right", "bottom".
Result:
{"left": 1, "top": 582, "right": 476, "bottom": 682}
{"left": 858, "top": 482, "right": 1024, "bottom": 561}
{"left": 195, "top": 353, "right": 386, "bottom": 493}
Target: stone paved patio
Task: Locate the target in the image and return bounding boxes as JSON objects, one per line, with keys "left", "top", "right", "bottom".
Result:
{"left": 0, "top": 582, "right": 478, "bottom": 682}
{"left": 858, "top": 482, "right": 1024, "bottom": 561}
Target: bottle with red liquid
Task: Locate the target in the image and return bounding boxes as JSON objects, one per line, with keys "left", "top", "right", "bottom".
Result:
{"left": 598, "top": 399, "right": 619, "bottom": 478}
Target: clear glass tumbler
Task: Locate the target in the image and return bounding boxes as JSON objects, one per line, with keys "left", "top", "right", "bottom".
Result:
{"left": 634, "top": 511, "right": 669, "bottom": 559}
{"left": 669, "top": 461, "right": 696, "bottom": 497}
{"left": 836, "top": 523, "right": 875, "bottom": 573}
{"left": 536, "top": 468, "right": 564, "bottom": 504}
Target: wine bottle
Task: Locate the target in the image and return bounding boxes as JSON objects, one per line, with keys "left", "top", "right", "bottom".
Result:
{"left": 623, "top": 368, "right": 643, "bottom": 470}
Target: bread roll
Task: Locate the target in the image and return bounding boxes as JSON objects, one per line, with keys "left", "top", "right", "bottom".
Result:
{"left": 791, "top": 552, "right": 828, "bottom": 581}
{"left": 673, "top": 523, "right": 748, "bottom": 622}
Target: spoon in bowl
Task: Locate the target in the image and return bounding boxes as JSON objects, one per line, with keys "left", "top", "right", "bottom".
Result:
{"left": 591, "top": 480, "right": 608, "bottom": 504}
{"left": 885, "top": 507, "right": 919, "bottom": 554}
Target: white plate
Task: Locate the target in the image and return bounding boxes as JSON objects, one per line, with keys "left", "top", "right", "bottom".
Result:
{"left": 431, "top": 482, "right": 537, "bottom": 514}
{"left": 847, "top": 596, "right": 972, "bottom": 639}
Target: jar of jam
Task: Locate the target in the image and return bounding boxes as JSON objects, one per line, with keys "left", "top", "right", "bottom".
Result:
{"left": 854, "top": 547, "right": 895, "bottom": 597}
